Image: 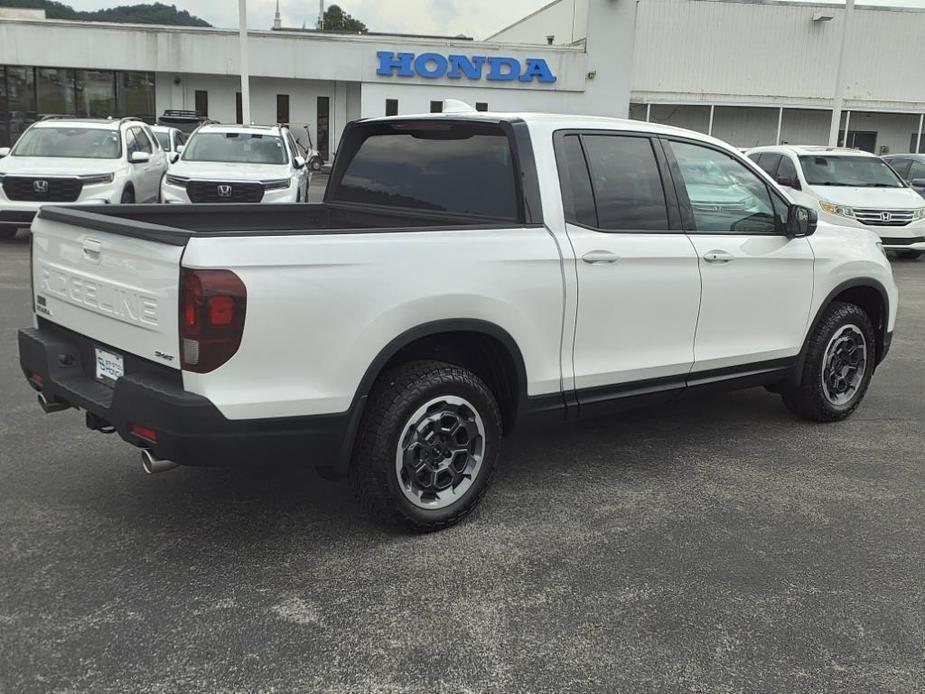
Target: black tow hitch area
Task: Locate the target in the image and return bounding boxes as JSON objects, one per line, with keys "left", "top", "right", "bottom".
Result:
{"left": 37, "top": 392, "right": 72, "bottom": 414}
{"left": 86, "top": 411, "right": 116, "bottom": 434}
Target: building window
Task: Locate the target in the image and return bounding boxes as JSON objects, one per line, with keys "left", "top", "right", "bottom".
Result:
{"left": 117, "top": 72, "right": 155, "bottom": 119}
{"left": 4, "top": 67, "right": 37, "bottom": 146}
{"left": 37, "top": 68, "right": 76, "bottom": 116}
{"left": 195, "top": 89, "right": 208, "bottom": 118}
{"left": 76, "top": 70, "right": 116, "bottom": 118}
{"left": 385, "top": 98, "right": 398, "bottom": 117}
{"left": 235, "top": 92, "right": 242, "bottom": 124}
{"left": 476, "top": 102, "right": 489, "bottom": 112}
{"left": 430, "top": 100, "right": 443, "bottom": 114}
{"left": 277, "top": 94, "right": 289, "bottom": 123}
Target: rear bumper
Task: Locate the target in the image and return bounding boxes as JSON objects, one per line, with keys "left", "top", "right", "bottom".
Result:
{"left": 18, "top": 322, "right": 350, "bottom": 468}
{"left": 0, "top": 210, "right": 36, "bottom": 229}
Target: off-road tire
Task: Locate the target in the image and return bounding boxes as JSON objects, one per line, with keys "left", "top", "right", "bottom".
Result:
{"left": 349, "top": 360, "right": 502, "bottom": 532}
{"left": 781, "top": 301, "right": 876, "bottom": 422}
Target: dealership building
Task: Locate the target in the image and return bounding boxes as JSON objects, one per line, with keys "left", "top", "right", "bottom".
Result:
{"left": 2, "top": 0, "right": 925, "bottom": 157}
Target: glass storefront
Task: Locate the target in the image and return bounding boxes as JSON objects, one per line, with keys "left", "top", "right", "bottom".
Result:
{"left": 0, "top": 66, "right": 155, "bottom": 147}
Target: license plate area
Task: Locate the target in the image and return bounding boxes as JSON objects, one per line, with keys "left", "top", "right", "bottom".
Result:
{"left": 95, "top": 347, "right": 124, "bottom": 386}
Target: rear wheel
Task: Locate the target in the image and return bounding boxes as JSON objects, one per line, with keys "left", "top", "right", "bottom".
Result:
{"left": 309, "top": 156, "right": 323, "bottom": 172}
{"left": 349, "top": 360, "right": 502, "bottom": 531}
{"left": 781, "top": 302, "right": 875, "bottom": 422}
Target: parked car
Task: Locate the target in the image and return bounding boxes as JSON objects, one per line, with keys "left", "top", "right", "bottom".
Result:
{"left": 746, "top": 145, "right": 925, "bottom": 259}
{"left": 156, "top": 109, "right": 212, "bottom": 135}
{"left": 882, "top": 153, "right": 925, "bottom": 200}
{"left": 150, "top": 125, "right": 187, "bottom": 162}
{"left": 161, "top": 123, "right": 309, "bottom": 203}
{"left": 0, "top": 116, "right": 168, "bottom": 239}
{"left": 19, "top": 110, "right": 897, "bottom": 530}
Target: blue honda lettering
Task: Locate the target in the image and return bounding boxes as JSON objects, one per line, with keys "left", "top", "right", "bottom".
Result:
{"left": 376, "top": 51, "right": 415, "bottom": 77}
{"left": 519, "top": 58, "right": 557, "bottom": 84}
{"left": 377, "top": 52, "right": 557, "bottom": 83}
{"left": 414, "top": 53, "right": 449, "bottom": 79}
{"left": 487, "top": 57, "right": 520, "bottom": 82}
{"left": 447, "top": 55, "right": 487, "bottom": 80}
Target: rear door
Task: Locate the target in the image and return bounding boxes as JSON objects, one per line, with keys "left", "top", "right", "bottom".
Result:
{"left": 556, "top": 131, "right": 701, "bottom": 406}
{"left": 663, "top": 138, "right": 814, "bottom": 373}
{"left": 31, "top": 214, "right": 184, "bottom": 368}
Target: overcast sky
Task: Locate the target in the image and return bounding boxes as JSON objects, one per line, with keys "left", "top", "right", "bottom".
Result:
{"left": 62, "top": 0, "right": 546, "bottom": 37}
{"left": 63, "top": 0, "right": 925, "bottom": 38}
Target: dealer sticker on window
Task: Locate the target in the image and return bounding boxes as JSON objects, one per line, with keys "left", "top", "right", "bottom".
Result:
{"left": 95, "top": 347, "right": 124, "bottom": 385}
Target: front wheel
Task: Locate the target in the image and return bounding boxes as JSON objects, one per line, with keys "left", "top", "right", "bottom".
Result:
{"left": 781, "top": 302, "right": 876, "bottom": 422}
{"left": 309, "top": 156, "right": 323, "bottom": 172}
{"left": 349, "top": 360, "right": 502, "bottom": 531}
{"left": 120, "top": 187, "right": 135, "bottom": 204}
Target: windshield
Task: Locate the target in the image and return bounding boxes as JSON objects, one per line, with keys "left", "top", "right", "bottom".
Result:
{"left": 181, "top": 132, "right": 288, "bottom": 165}
{"left": 798, "top": 155, "right": 904, "bottom": 188}
{"left": 12, "top": 127, "right": 121, "bottom": 159}
{"left": 154, "top": 131, "right": 171, "bottom": 151}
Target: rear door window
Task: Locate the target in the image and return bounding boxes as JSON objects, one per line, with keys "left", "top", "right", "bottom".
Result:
{"left": 581, "top": 134, "right": 669, "bottom": 231}
{"left": 890, "top": 158, "right": 911, "bottom": 179}
{"left": 555, "top": 134, "right": 598, "bottom": 228}
{"left": 776, "top": 156, "right": 798, "bottom": 185}
{"left": 332, "top": 122, "right": 519, "bottom": 221}
{"left": 756, "top": 153, "right": 782, "bottom": 177}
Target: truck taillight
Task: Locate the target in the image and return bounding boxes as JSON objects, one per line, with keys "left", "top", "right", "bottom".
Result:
{"left": 180, "top": 268, "right": 247, "bottom": 373}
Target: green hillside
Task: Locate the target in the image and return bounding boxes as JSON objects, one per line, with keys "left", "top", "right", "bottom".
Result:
{"left": 0, "top": 0, "right": 210, "bottom": 27}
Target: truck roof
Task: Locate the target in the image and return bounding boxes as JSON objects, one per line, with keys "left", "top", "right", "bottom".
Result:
{"left": 748, "top": 144, "right": 874, "bottom": 157}
{"left": 361, "top": 110, "right": 733, "bottom": 149}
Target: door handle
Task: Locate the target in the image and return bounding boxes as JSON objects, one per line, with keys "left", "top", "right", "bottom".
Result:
{"left": 703, "top": 250, "right": 735, "bottom": 264}
{"left": 582, "top": 251, "right": 620, "bottom": 265}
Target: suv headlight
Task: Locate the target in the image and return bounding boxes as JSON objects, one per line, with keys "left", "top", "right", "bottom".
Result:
{"left": 819, "top": 201, "right": 855, "bottom": 219}
{"left": 912, "top": 207, "right": 925, "bottom": 221}
{"left": 165, "top": 174, "right": 189, "bottom": 187}
{"left": 80, "top": 173, "right": 115, "bottom": 185}
{"left": 262, "top": 178, "right": 292, "bottom": 191}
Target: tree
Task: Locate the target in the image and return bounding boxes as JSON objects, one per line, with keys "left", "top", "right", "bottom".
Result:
{"left": 317, "top": 4, "right": 366, "bottom": 33}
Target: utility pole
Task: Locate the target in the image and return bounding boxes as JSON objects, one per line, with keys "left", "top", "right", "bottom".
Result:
{"left": 827, "top": 0, "right": 855, "bottom": 147}
{"left": 238, "top": 0, "right": 251, "bottom": 124}
{"left": 319, "top": 0, "right": 324, "bottom": 30}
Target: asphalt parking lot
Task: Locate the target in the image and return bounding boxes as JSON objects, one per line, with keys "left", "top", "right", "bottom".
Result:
{"left": 1, "top": 233, "right": 923, "bottom": 694}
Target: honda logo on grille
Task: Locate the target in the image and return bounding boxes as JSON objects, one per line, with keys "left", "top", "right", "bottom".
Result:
{"left": 217, "top": 184, "right": 233, "bottom": 199}
{"left": 879, "top": 211, "right": 893, "bottom": 222}
{"left": 33, "top": 179, "right": 49, "bottom": 194}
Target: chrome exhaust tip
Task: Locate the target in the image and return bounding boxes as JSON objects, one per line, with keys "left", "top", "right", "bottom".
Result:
{"left": 37, "top": 392, "right": 71, "bottom": 413}
{"left": 141, "top": 449, "right": 178, "bottom": 474}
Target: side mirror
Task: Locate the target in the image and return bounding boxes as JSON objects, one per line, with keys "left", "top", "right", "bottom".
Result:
{"left": 0, "top": 147, "right": 9, "bottom": 158}
{"left": 169, "top": 152, "right": 180, "bottom": 164}
{"left": 911, "top": 178, "right": 925, "bottom": 188}
{"left": 130, "top": 151, "right": 151, "bottom": 164}
{"left": 787, "top": 204, "right": 817, "bottom": 238}
{"left": 175, "top": 145, "right": 184, "bottom": 155}
{"left": 294, "top": 156, "right": 306, "bottom": 169}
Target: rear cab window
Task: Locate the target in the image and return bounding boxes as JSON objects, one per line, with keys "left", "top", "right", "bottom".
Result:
{"left": 328, "top": 120, "right": 521, "bottom": 222}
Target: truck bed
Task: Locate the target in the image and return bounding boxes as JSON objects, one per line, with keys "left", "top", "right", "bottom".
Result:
{"left": 37, "top": 202, "right": 516, "bottom": 246}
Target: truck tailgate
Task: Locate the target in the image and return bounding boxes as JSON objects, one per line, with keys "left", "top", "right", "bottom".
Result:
{"left": 31, "top": 214, "right": 183, "bottom": 369}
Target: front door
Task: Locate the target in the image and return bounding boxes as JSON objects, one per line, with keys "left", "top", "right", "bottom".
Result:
{"left": 556, "top": 132, "right": 702, "bottom": 410}
{"left": 664, "top": 138, "right": 814, "bottom": 375}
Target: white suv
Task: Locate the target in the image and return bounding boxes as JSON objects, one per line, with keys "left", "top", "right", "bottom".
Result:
{"left": 0, "top": 117, "right": 168, "bottom": 239}
{"left": 747, "top": 145, "right": 925, "bottom": 258}
{"left": 161, "top": 124, "right": 309, "bottom": 204}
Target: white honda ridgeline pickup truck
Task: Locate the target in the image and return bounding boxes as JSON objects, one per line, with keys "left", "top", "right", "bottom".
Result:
{"left": 19, "top": 110, "right": 897, "bottom": 531}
